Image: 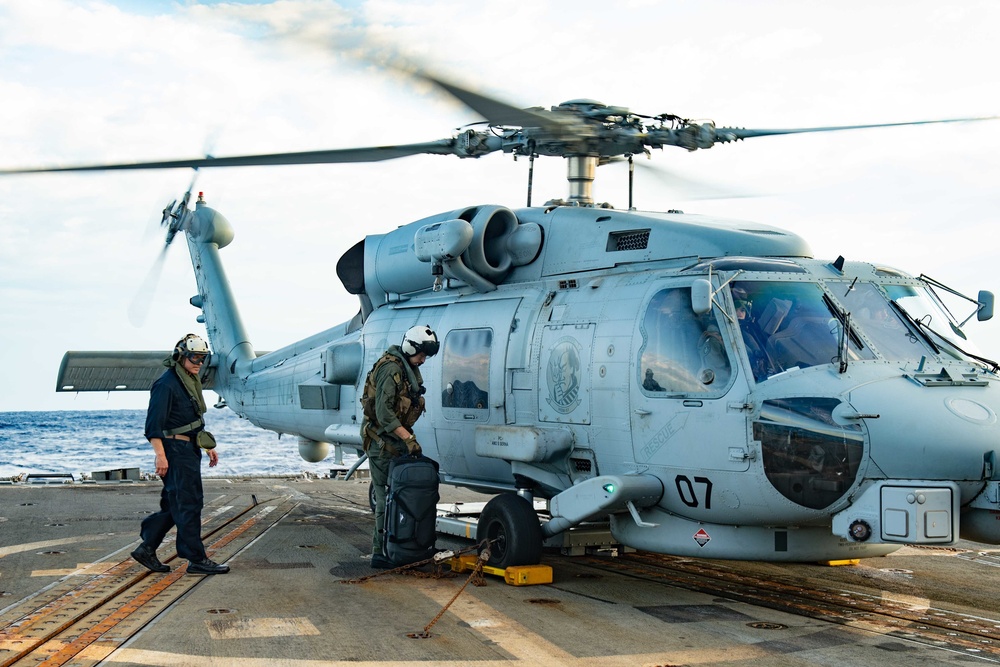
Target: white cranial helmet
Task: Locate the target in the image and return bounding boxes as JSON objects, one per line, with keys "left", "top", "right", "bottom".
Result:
{"left": 174, "top": 333, "right": 211, "bottom": 362}
{"left": 401, "top": 325, "right": 440, "bottom": 357}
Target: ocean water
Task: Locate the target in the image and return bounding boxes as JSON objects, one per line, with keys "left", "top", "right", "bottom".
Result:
{"left": 0, "top": 409, "right": 360, "bottom": 480}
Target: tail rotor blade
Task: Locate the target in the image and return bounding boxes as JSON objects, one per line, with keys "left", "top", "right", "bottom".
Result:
{"left": 131, "top": 168, "right": 203, "bottom": 326}
{"left": 127, "top": 244, "right": 169, "bottom": 327}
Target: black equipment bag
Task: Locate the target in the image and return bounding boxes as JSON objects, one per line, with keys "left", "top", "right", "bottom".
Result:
{"left": 384, "top": 454, "right": 440, "bottom": 565}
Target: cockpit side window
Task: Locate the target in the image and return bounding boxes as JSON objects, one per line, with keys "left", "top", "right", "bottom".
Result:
{"left": 441, "top": 329, "right": 491, "bottom": 419}
{"left": 638, "top": 286, "right": 732, "bottom": 395}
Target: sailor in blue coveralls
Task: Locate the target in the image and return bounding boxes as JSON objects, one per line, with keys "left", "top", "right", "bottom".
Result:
{"left": 130, "top": 334, "right": 230, "bottom": 575}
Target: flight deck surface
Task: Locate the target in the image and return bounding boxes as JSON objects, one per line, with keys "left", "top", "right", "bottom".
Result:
{"left": 2, "top": 477, "right": 1000, "bottom": 666}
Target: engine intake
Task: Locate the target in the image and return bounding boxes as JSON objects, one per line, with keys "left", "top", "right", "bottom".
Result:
{"left": 360, "top": 205, "right": 541, "bottom": 305}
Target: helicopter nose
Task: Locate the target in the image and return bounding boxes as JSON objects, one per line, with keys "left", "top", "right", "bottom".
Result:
{"left": 848, "top": 376, "right": 1000, "bottom": 489}
{"left": 832, "top": 374, "right": 1000, "bottom": 546}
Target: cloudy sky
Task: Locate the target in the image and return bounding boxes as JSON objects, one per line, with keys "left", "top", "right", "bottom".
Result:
{"left": 2, "top": 0, "right": 999, "bottom": 412}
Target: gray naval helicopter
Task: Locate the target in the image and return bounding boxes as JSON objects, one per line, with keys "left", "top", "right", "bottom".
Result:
{"left": 8, "top": 74, "right": 1000, "bottom": 568}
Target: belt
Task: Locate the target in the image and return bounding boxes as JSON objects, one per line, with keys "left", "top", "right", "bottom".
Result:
{"left": 165, "top": 434, "right": 192, "bottom": 442}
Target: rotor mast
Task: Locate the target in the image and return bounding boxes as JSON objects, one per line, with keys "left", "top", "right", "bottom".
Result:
{"left": 566, "top": 155, "right": 598, "bottom": 206}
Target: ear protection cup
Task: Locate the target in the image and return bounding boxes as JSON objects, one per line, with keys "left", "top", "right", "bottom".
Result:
{"left": 173, "top": 333, "right": 194, "bottom": 361}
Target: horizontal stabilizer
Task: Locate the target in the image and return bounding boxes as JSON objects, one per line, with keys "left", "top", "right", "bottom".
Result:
{"left": 56, "top": 351, "right": 216, "bottom": 392}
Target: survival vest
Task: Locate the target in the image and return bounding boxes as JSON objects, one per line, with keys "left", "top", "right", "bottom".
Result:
{"left": 361, "top": 352, "right": 425, "bottom": 447}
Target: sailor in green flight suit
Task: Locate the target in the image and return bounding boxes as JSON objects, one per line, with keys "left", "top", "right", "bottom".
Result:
{"left": 361, "top": 325, "right": 440, "bottom": 569}
{"left": 131, "top": 333, "right": 230, "bottom": 575}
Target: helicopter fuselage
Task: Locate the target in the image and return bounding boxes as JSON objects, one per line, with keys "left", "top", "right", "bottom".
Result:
{"left": 161, "top": 198, "right": 1000, "bottom": 562}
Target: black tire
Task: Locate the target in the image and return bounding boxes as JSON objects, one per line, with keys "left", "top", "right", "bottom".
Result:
{"left": 476, "top": 494, "right": 543, "bottom": 568}
{"left": 368, "top": 481, "right": 377, "bottom": 513}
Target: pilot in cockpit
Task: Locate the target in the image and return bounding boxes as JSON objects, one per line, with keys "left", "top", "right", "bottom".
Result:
{"left": 733, "top": 286, "right": 770, "bottom": 379}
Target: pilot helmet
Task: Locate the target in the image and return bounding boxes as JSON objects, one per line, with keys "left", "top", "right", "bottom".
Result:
{"left": 401, "top": 325, "right": 440, "bottom": 357}
{"left": 173, "top": 333, "right": 211, "bottom": 364}
{"left": 731, "top": 286, "right": 752, "bottom": 312}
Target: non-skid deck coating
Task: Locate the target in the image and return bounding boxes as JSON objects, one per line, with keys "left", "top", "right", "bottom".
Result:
{"left": 2, "top": 477, "right": 1000, "bottom": 666}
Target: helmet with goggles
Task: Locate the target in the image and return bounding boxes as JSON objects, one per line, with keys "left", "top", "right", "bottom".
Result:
{"left": 173, "top": 334, "right": 211, "bottom": 364}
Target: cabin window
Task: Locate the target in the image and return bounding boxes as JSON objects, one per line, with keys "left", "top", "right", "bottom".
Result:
{"left": 441, "top": 328, "right": 492, "bottom": 418}
{"left": 638, "top": 286, "right": 732, "bottom": 395}
{"left": 298, "top": 383, "right": 340, "bottom": 410}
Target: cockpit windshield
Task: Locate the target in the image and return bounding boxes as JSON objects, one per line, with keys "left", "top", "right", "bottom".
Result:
{"left": 731, "top": 279, "right": 988, "bottom": 382}
{"left": 837, "top": 282, "right": 928, "bottom": 362}
{"left": 731, "top": 281, "right": 874, "bottom": 382}
{"left": 883, "top": 284, "right": 983, "bottom": 360}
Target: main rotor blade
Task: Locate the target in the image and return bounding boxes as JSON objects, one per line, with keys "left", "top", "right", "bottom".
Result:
{"left": 632, "top": 161, "right": 761, "bottom": 201}
{"left": 0, "top": 139, "right": 459, "bottom": 175}
{"left": 717, "top": 115, "right": 1000, "bottom": 142}
{"left": 417, "top": 72, "right": 571, "bottom": 133}
{"left": 351, "top": 41, "right": 570, "bottom": 133}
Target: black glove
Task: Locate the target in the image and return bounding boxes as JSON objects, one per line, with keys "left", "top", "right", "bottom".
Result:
{"left": 404, "top": 436, "right": 422, "bottom": 455}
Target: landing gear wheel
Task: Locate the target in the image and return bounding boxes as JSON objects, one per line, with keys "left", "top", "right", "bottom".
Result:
{"left": 477, "top": 493, "right": 543, "bottom": 568}
{"left": 368, "top": 482, "right": 377, "bottom": 513}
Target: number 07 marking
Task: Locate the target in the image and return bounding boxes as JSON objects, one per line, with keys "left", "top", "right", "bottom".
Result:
{"left": 675, "top": 475, "right": 713, "bottom": 509}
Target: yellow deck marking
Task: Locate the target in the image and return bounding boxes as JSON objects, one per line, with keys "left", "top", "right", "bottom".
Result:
{"left": 880, "top": 592, "right": 931, "bottom": 611}
{"left": 103, "top": 646, "right": 775, "bottom": 666}
{"left": 31, "top": 562, "right": 118, "bottom": 577}
{"left": 0, "top": 535, "right": 108, "bottom": 558}
{"left": 205, "top": 616, "right": 321, "bottom": 640}
{"left": 30, "top": 569, "right": 78, "bottom": 577}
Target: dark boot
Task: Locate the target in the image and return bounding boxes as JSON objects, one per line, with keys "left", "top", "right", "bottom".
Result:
{"left": 187, "top": 557, "right": 230, "bottom": 575}
{"left": 370, "top": 553, "right": 394, "bottom": 569}
{"left": 131, "top": 544, "right": 169, "bottom": 573}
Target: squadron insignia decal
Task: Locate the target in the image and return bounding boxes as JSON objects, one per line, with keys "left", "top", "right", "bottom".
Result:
{"left": 546, "top": 338, "right": 582, "bottom": 414}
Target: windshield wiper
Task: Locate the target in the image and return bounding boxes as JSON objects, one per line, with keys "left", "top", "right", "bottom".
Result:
{"left": 823, "top": 294, "right": 862, "bottom": 373}
{"left": 823, "top": 295, "right": 865, "bottom": 345}
{"left": 964, "top": 350, "right": 1000, "bottom": 373}
{"left": 891, "top": 301, "right": 1000, "bottom": 372}
{"left": 889, "top": 300, "right": 941, "bottom": 354}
